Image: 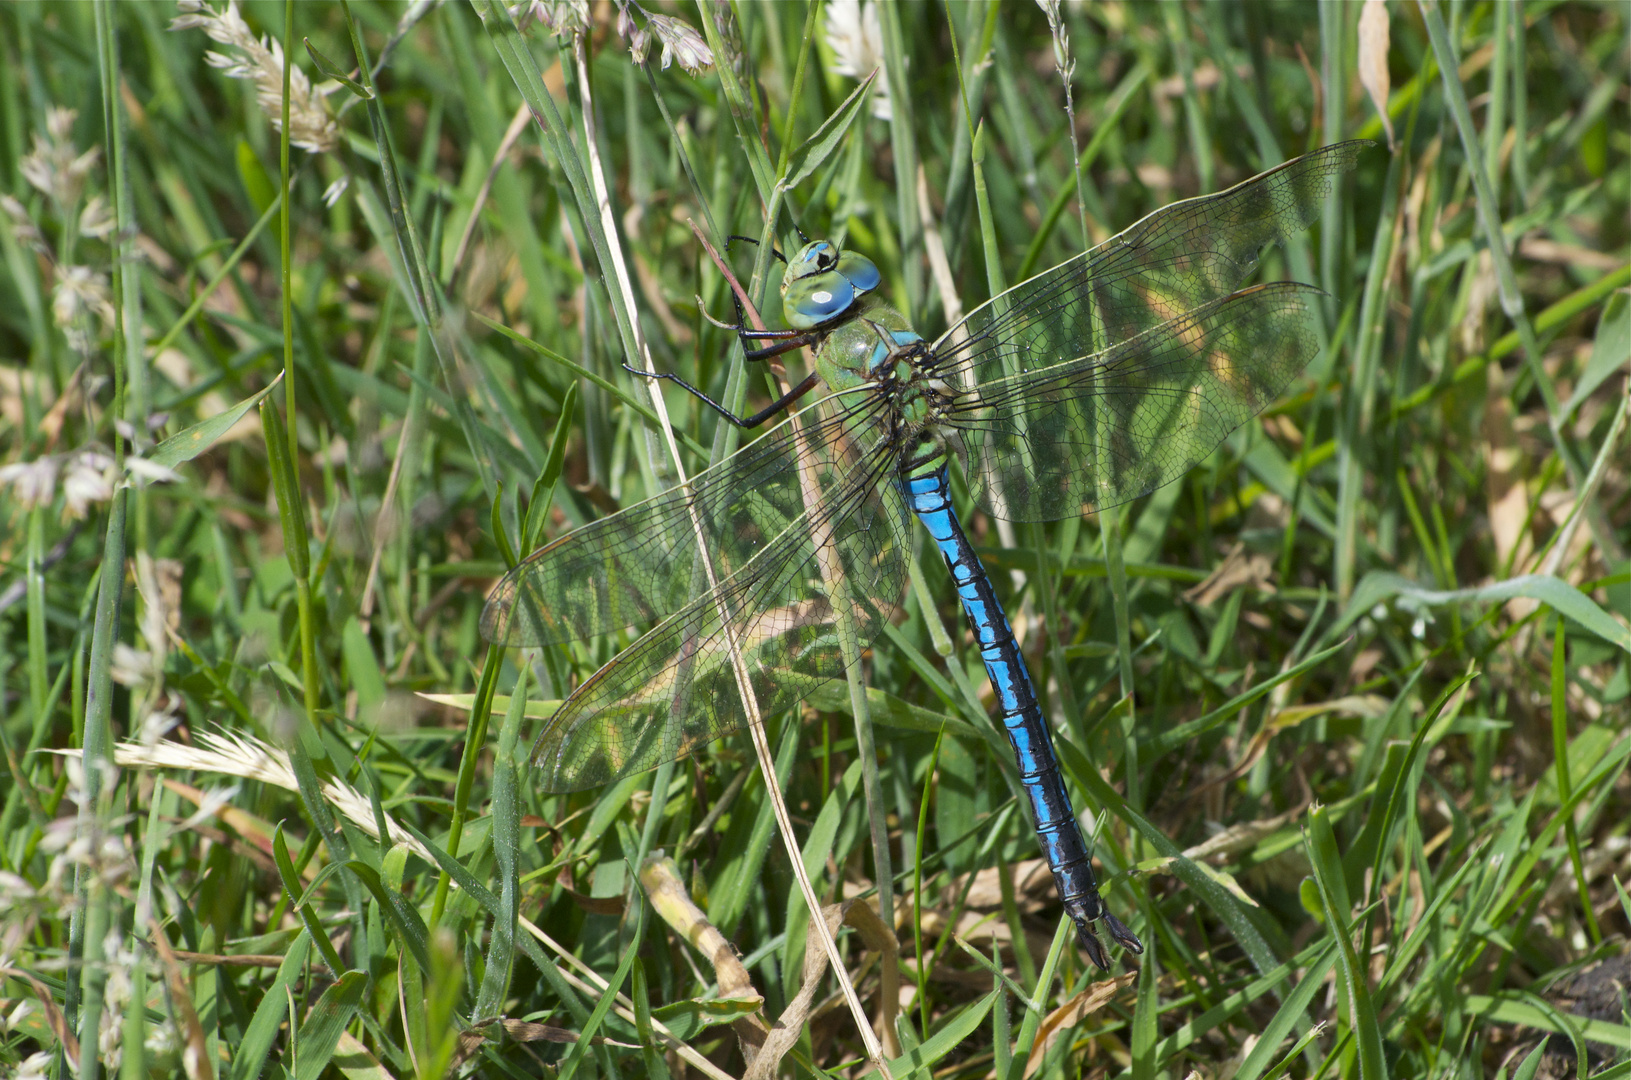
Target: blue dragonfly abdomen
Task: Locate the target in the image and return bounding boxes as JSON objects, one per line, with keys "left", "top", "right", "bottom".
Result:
{"left": 902, "top": 465, "right": 1142, "bottom": 967}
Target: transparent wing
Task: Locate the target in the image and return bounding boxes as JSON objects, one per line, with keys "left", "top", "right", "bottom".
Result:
{"left": 528, "top": 430, "right": 910, "bottom": 791}
{"left": 482, "top": 400, "right": 884, "bottom": 648}
{"left": 946, "top": 283, "right": 1321, "bottom": 520}
{"left": 937, "top": 141, "right": 1366, "bottom": 388}
{"left": 929, "top": 141, "right": 1366, "bottom": 521}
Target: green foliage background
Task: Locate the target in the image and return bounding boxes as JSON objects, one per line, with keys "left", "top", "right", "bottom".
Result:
{"left": 0, "top": 1, "right": 1627, "bottom": 1077}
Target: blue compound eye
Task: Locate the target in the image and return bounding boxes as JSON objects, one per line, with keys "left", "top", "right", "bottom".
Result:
{"left": 783, "top": 271, "right": 855, "bottom": 329}
{"left": 779, "top": 241, "right": 877, "bottom": 328}
{"left": 835, "top": 252, "right": 880, "bottom": 295}
{"left": 788, "top": 240, "right": 835, "bottom": 275}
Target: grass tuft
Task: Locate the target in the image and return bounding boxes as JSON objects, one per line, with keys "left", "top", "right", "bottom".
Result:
{"left": 0, "top": 2, "right": 1626, "bottom": 1077}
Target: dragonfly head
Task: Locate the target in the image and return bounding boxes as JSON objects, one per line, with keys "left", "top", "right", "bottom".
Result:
{"left": 781, "top": 241, "right": 881, "bottom": 330}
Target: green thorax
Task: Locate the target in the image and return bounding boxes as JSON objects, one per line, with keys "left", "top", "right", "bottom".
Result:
{"left": 809, "top": 294, "right": 922, "bottom": 392}
{"left": 778, "top": 239, "right": 953, "bottom": 475}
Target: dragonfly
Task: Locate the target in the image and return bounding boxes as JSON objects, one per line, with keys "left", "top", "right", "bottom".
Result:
{"left": 483, "top": 141, "right": 1370, "bottom": 968}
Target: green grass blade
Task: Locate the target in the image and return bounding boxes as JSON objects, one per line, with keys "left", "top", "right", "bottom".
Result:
{"left": 290, "top": 970, "right": 368, "bottom": 1080}
{"left": 230, "top": 933, "right": 314, "bottom": 1080}
{"left": 472, "top": 663, "right": 527, "bottom": 1018}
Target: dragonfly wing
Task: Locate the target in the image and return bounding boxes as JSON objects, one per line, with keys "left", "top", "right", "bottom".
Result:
{"left": 529, "top": 429, "right": 910, "bottom": 792}
{"left": 482, "top": 405, "right": 868, "bottom": 647}
{"left": 949, "top": 282, "right": 1321, "bottom": 519}
{"left": 939, "top": 141, "right": 1367, "bottom": 386}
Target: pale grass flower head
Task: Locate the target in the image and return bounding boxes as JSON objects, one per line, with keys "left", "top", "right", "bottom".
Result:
{"left": 2, "top": 193, "right": 47, "bottom": 252}
{"left": 46, "top": 102, "right": 75, "bottom": 143}
{"left": 137, "top": 708, "right": 182, "bottom": 747}
{"left": 1037, "top": 0, "right": 1074, "bottom": 83}
{"left": 93, "top": 931, "right": 176, "bottom": 1071}
{"left": 98, "top": 929, "right": 138, "bottom": 1069}
{"left": 0, "top": 873, "right": 37, "bottom": 911}
{"left": 20, "top": 106, "right": 101, "bottom": 207}
{"left": 63, "top": 449, "right": 117, "bottom": 519}
{"left": 126, "top": 456, "right": 183, "bottom": 487}
{"left": 511, "top": 0, "right": 589, "bottom": 37}
{"left": 53, "top": 756, "right": 91, "bottom": 812}
{"left": 39, "top": 818, "right": 86, "bottom": 895}
{"left": 135, "top": 556, "right": 182, "bottom": 669}
{"left": 111, "top": 643, "right": 161, "bottom": 690}
{"left": 165, "top": 0, "right": 215, "bottom": 31}
{"left": 103, "top": 729, "right": 437, "bottom": 862}
{"left": 615, "top": 3, "right": 713, "bottom": 73}
{"left": 52, "top": 264, "right": 116, "bottom": 354}
{"left": 39, "top": 818, "right": 132, "bottom": 896}
{"left": 824, "top": 0, "right": 891, "bottom": 121}
{"left": 14, "top": 1051, "right": 52, "bottom": 1080}
{"left": 2, "top": 908, "right": 37, "bottom": 971}
{"left": 0, "top": 457, "right": 61, "bottom": 510}
{"left": 179, "top": 785, "right": 242, "bottom": 833}
{"left": 647, "top": 13, "right": 712, "bottom": 74}
{"left": 171, "top": 0, "right": 340, "bottom": 154}
{"left": 113, "top": 417, "right": 151, "bottom": 453}
{"left": 143, "top": 1012, "right": 180, "bottom": 1067}
{"left": 79, "top": 193, "right": 115, "bottom": 239}
{"left": 97, "top": 832, "right": 133, "bottom": 886}
{"left": 322, "top": 175, "right": 350, "bottom": 207}
{"left": 2, "top": 998, "right": 37, "bottom": 1036}
{"left": 615, "top": 3, "right": 651, "bottom": 63}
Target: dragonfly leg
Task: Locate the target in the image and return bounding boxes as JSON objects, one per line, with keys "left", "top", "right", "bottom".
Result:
{"left": 701, "top": 301, "right": 822, "bottom": 362}
{"left": 742, "top": 332, "right": 822, "bottom": 363}
{"left": 623, "top": 364, "right": 820, "bottom": 429}
{"left": 724, "top": 234, "right": 787, "bottom": 265}
{"left": 702, "top": 260, "right": 817, "bottom": 362}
